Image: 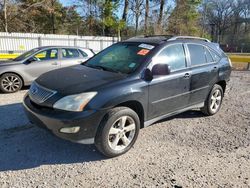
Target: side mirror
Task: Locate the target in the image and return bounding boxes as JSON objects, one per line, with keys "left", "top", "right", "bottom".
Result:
{"left": 152, "top": 64, "right": 171, "bottom": 76}
{"left": 26, "top": 56, "right": 37, "bottom": 64}
{"left": 142, "top": 68, "right": 153, "bottom": 81}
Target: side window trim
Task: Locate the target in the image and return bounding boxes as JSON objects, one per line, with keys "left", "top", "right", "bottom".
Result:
{"left": 149, "top": 43, "right": 189, "bottom": 73}
{"left": 186, "top": 43, "right": 218, "bottom": 68}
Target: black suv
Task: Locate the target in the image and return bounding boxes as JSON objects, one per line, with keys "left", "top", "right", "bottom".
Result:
{"left": 23, "top": 36, "right": 232, "bottom": 157}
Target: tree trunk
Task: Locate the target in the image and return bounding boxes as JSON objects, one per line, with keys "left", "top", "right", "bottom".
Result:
{"left": 144, "top": 0, "right": 149, "bottom": 35}
{"left": 122, "top": 0, "right": 129, "bottom": 22}
{"left": 51, "top": 0, "right": 56, "bottom": 34}
{"left": 135, "top": 13, "right": 139, "bottom": 35}
{"left": 157, "top": 0, "right": 165, "bottom": 34}
{"left": 135, "top": 0, "right": 140, "bottom": 35}
{"left": 3, "top": 0, "right": 8, "bottom": 32}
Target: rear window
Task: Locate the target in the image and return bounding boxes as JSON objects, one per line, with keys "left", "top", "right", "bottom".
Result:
{"left": 208, "top": 48, "right": 221, "bottom": 62}
{"left": 79, "top": 49, "right": 88, "bottom": 57}
{"left": 62, "top": 48, "right": 80, "bottom": 58}
{"left": 205, "top": 47, "right": 214, "bottom": 63}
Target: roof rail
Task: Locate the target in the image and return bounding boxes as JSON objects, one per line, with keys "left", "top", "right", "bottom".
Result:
{"left": 144, "top": 35, "right": 174, "bottom": 39}
{"left": 168, "top": 36, "right": 211, "bottom": 42}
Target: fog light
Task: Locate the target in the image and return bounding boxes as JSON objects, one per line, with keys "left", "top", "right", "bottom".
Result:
{"left": 60, "top": 126, "right": 80, "bottom": 133}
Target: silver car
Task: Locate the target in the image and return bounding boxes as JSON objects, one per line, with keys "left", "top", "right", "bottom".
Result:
{"left": 0, "top": 46, "right": 95, "bottom": 93}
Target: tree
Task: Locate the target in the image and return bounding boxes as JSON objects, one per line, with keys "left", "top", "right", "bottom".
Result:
{"left": 3, "top": 0, "right": 7, "bottom": 32}
{"left": 156, "top": 0, "right": 165, "bottom": 34}
{"left": 167, "top": 0, "right": 202, "bottom": 36}
{"left": 122, "top": 0, "right": 129, "bottom": 22}
{"left": 144, "top": 0, "right": 149, "bottom": 34}
{"left": 129, "top": 0, "right": 144, "bottom": 35}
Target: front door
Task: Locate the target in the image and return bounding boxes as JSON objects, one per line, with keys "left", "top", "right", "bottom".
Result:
{"left": 24, "top": 48, "right": 60, "bottom": 83}
{"left": 148, "top": 43, "right": 191, "bottom": 119}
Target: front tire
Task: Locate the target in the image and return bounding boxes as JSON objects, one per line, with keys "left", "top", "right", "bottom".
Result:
{"left": 201, "top": 84, "right": 223, "bottom": 116}
{"left": 95, "top": 107, "right": 140, "bottom": 157}
{"left": 0, "top": 73, "right": 23, "bottom": 93}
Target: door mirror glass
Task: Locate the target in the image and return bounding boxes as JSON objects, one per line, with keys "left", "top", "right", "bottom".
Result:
{"left": 26, "top": 56, "right": 38, "bottom": 64}
{"left": 152, "top": 64, "right": 171, "bottom": 76}
{"left": 143, "top": 68, "right": 153, "bottom": 81}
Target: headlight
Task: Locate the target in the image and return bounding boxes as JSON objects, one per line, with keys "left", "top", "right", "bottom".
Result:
{"left": 53, "top": 92, "right": 97, "bottom": 112}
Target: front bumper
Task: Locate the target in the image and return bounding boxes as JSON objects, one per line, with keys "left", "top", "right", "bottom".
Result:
{"left": 23, "top": 95, "right": 106, "bottom": 144}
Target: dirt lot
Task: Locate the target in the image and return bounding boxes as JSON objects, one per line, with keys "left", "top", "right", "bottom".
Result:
{"left": 0, "top": 71, "right": 249, "bottom": 188}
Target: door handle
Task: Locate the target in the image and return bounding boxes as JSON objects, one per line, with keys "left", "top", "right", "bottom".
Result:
{"left": 184, "top": 73, "right": 190, "bottom": 79}
{"left": 51, "top": 62, "right": 58, "bottom": 65}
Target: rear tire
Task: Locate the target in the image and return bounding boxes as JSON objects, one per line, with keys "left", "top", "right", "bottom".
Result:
{"left": 201, "top": 84, "right": 223, "bottom": 116}
{"left": 0, "top": 73, "right": 23, "bottom": 93}
{"left": 95, "top": 107, "right": 140, "bottom": 158}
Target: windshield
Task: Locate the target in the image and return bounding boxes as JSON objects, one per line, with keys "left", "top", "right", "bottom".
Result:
{"left": 13, "top": 48, "right": 40, "bottom": 61}
{"left": 84, "top": 42, "right": 155, "bottom": 74}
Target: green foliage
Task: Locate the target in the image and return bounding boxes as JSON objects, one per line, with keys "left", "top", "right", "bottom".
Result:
{"left": 167, "top": 0, "right": 202, "bottom": 36}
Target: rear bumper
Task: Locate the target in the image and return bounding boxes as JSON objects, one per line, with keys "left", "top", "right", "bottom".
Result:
{"left": 23, "top": 95, "right": 106, "bottom": 144}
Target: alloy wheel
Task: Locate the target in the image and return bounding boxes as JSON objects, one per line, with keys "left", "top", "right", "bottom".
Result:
{"left": 210, "top": 89, "right": 222, "bottom": 113}
{"left": 1, "top": 75, "right": 21, "bottom": 92}
{"left": 108, "top": 116, "right": 136, "bottom": 151}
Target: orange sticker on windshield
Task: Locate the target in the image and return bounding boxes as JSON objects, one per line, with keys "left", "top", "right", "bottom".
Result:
{"left": 137, "top": 49, "right": 150, "bottom": 56}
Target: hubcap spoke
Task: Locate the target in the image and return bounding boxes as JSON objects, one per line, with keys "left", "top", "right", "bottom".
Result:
{"left": 111, "top": 135, "right": 120, "bottom": 149}
{"left": 109, "top": 127, "right": 120, "bottom": 135}
{"left": 216, "top": 96, "right": 221, "bottom": 101}
{"left": 121, "top": 135, "right": 130, "bottom": 146}
{"left": 211, "top": 95, "right": 216, "bottom": 101}
{"left": 211, "top": 100, "right": 216, "bottom": 109}
{"left": 214, "top": 90, "right": 219, "bottom": 97}
{"left": 124, "top": 123, "right": 135, "bottom": 132}
{"left": 119, "top": 116, "right": 127, "bottom": 128}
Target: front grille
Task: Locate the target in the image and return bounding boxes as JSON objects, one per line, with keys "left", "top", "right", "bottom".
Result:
{"left": 29, "top": 82, "right": 57, "bottom": 104}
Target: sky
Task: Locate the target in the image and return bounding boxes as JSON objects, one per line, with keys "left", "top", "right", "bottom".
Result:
{"left": 59, "top": 0, "right": 72, "bottom": 6}
{"left": 59, "top": 0, "right": 124, "bottom": 19}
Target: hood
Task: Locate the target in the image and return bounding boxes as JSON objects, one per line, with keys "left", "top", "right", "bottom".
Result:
{"left": 0, "top": 60, "right": 22, "bottom": 66}
{"left": 36, "top": 65, "right": 126, "bottom": 95}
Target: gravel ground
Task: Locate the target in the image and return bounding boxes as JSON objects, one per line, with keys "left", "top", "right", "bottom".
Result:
{"left": 0, "top": 71, "right": 249, "bottom": 188}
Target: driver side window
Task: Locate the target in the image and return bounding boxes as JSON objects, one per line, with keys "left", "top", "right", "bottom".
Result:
{"left": 153, "top": 44, "right": 186, "bottom": 71}
{"left": 34, "top": 49, "right": 58, "bottom": 61}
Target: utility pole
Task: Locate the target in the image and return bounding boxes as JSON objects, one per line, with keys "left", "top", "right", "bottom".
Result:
{"left": 3, "top": 0, "right": 8, "bottom": 32}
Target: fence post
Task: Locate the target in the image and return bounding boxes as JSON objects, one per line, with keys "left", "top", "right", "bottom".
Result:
{"left": 38, "top": 37, "right": 42, "bottom": 47}
{"left": 100, "top": 39, "right": 103, "bottom": 50}
{"left": 86, "top": 41, "right": 89, "bottom": 48}
{"left": 247, "top": 62, "right": 250, "bottom": 71}
{"left": 74, "top": 38, "right": 77, "bottom": 46}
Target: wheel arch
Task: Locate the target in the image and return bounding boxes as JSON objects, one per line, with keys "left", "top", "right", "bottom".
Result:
{"left": 216, "top": 80, "right": 226, "bottom": 94}
{"left": 115, "top": 100, "right": 145, "bottom": 129}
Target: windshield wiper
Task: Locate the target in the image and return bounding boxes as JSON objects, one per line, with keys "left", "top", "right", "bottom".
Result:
{"left": 84, "top": 64, "right": 123, "bottom": 74}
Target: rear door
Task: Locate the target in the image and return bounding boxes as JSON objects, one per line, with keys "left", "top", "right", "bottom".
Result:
{"left": 24, "top": 48, "right": 59, "bottom": 82}
{"left": 148, "top": 43, "right": 191, "bottom": 119}
{"left": 59, "top": 48, "right": 85, "bottom": 67}
{"left": 186, "top": 43, "right": 219, "bottom": 105}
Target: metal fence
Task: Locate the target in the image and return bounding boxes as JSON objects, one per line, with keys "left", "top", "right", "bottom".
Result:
{"left": 0, "top": 32, "right": 118, "bottom": 54}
